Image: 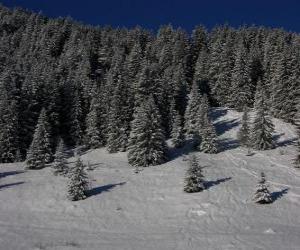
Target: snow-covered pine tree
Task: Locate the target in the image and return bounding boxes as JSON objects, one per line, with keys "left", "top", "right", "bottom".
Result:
{"left": 128, "top": 95, "right": 167, "bottom": 167}
{"left": 85, "top": 93, "right": 103, "bottom": 149}
{"left": 68, "top": 158, "right": 88, "bottom": 201}
{"left": 184, "top": 82, "right": 202, "bottom": 145}
{"left": 251, "top": 87, "right": 275, "bottom": 150}
{"left": 294, "top": 102, "right": 300, "bottom": 168}
{"left": 229, "top": 41, "right": 252, "bottom": 110}
{"left": 0, "top": 101, "right": 20, "bottom": 163}
{"left": 237, "top": 106, "right": 251, "bottom": 147}
{"left": 199, "top": 112, "right": 218, "bottom": 154}
{"left": 184, "top": 155, "right": 205, "bottom": 193}
{"left": 252, "top": 172, "right": 272, "bottom": 204}
{"left": 53, "top": 138, "right": 69, "bottom": 176}
{"left": 26, "top": 108, "right": 53, "bottom": 169}
{"left": 171, "top": 110, "right": 184, "bottom": 148}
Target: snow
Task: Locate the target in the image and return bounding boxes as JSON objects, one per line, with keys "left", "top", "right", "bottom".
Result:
{"left": 0, "top": 107, "right": 300, "bottom": 250}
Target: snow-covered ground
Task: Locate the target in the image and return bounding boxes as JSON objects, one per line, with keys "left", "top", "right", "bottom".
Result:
{"left": 0, "top": 108, "right": 299, "bottom": 250}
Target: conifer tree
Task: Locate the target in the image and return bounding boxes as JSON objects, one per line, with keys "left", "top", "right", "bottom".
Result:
{"left": 252, "top": 172, "right": 272, "bottom": 204}
{"left": 0, "top": 101, "right": 20, "bottom": 163}
{"left": 128, "top": 96, "right": 167, "bottom": 167}
{"left": 199, "top": 113, "right": 218, "bottom": 154}
{"left": 26, "top": 108, "right": 53, "bottom": 169}
{"left": 237, "top": 106, "right": 251, "bottom": 147}
{"left": 251, "top": 87, "right": 275, "bottom": 150}
{"left": 53, "top": 138, "right": 69, "bottom": 176}
{"left": 184, "top": 82, "right": 202, "bottom": 145}
{"left": 229, "top": 41, "right": 252, "bottom": 110}
{"left": 294, "top": 102, "right": 300, "bottom": 168}
{"left": 171, "top": 111, "right": 184, "bottom": 148}
{"left": 85, "top": 94, "right": 103, "bottom": 149}
{"left": 184, "top": 155, "right": 205, "bottom": 193}
{"left": 68, "top": 158, "right": 88, "bottom": 201}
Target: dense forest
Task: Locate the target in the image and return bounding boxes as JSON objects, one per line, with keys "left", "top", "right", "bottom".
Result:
{"left": 0, "top": 4, "right": 299, "bottom": 167}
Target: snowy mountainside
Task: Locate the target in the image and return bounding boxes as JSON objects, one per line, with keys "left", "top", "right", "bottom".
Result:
{"left": 0, "top": 107, "right": 299, "bottom": 250}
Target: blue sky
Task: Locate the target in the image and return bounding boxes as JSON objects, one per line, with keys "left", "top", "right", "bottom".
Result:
{"left": 2, "top": 0, "right": 300, "bottom": 32}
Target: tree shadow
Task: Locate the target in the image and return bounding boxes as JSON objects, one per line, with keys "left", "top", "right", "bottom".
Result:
{"left": 273, "top": 133, "right": 298, "bottom": 147}
{"left": 0, "top": 182, "right": 25, "bottom": 190}
{"left": 205, "top": 177, "right": 232, "bottom": 190}
{"left": 210, "top": 108, "right": 228, "bottom": 122}
{"left": 218, "top": 138, "right": 240, "bottom": 152}
{"left": 0, "top": 171, "right": 24, "bottom": 179}
{"left": 271, "top": 188, "right": 289, "bottom": 202}
{"left": 214, "top": 119, "right": 240, "bottom": 136}
{"left": 87, "top": 182, "right": 126, "bottom": 197}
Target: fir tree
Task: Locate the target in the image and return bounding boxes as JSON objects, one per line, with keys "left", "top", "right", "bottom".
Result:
{"left": 128, "top": 96, "right": 167, "bottom": 167}
{"left": 53, "top": 138, "right": 69, "bottom": 176}
{"left": 252, "top": 172, "right": 272, "bottom": 204}
{"left": 184, "top": 155, "right": 205, "bottom": 193}
{"left": 26, "top": 108, "right": 53, "bottom": 169}
{"left": 171, "top": 111, "right": 184, "bottom": 148}
{"left": 294, "top": 102, "right": 300, "bottom": 168}
{"left": 237, "top": 106, "right": 251, "bottom": 147}
{"left": 252, "top": 87, "right": 275, "bottom": 150}
{"left": 0, "top": 101, "right": 20, "bottom": 163}
{"left": 68, "top": 158, "right": 88, "bottom": 201}
{"left": 184, "top": 82, "right": 202, "bottom": 145}
{"left": 199, "top": 113, "right": 218, "bottom": 154}
{"left": 85, "top": 94, "right": 103, "bottom": 149}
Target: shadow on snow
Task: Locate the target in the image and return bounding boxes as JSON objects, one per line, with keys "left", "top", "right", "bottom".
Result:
{"left": 271, "top": 188, "right": 289, "bottom": 202}
{"left": 87, "top": 182, "right": 126, "bottom": 197}
{"left": 0, "top": 170, "right": 25, "bottom": 179}
{"left": 205, "top": 177, "right": 232, "bottom": 190}
{"left": 0, "top": 182, "right": 25, "bottom": 190}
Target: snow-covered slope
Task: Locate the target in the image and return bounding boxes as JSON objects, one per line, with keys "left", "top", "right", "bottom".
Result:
{"left": 0, "top": 108, "right": 299, "bottom": 250}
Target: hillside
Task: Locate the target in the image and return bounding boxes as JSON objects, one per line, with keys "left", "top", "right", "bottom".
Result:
{"left": 0, "top": 108, "right": 300, "bottom": 250}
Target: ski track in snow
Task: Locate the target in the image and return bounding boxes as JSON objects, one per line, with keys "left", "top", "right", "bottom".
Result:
{"left": 0, "top": 107, "right": 300, "bottom": 250}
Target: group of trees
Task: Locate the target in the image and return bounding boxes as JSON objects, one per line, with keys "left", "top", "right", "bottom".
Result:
{"left": 0, "top": 5, "right": 299, "bottom": 168}
{"left": 237, "top": 83, "right": 275, "bottom": 152}
{"left": 184, "top": 155, "right": 273, "bottom": 204}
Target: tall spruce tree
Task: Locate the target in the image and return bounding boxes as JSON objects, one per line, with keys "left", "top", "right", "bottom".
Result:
{"left": 184, "top": 155, "right": 205, "bottom": 193}
{"left": 0, "top": 101, "right": 20, "bottom": 163}
{"left": 68, "top": 158, "right": 88, "bottom": 201}
{"left": 199, "top": 113, "right": 218, "bottom": 154}
{"left": 128, "top": 96, "right": 167, "bottom": 167}
{"left": 294, "top": 102, "right": 300, "bottom": 168}
{"left": 184, "top": 82, "right": 202, "bottom": 145}
{"left": 85, "top": 94, "right": 103, "bottom": 149}
{"left": 171, "top": 110, "right": 184, "bottom": 148}
{"left": 237, "top": 106, "right": 251, "bottom": 148}
{"left": 26, "top": 108, "right": 53, "bottom": 169}
{"left": 252, "top": 86, "right": 275, "bottom": 150}
{"left": 53, "top": 138, "right": 69, "bottom": 176}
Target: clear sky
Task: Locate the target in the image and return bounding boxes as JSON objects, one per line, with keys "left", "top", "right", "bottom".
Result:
{"left": 1, "top": 0, "right": 300, "bottom": 33}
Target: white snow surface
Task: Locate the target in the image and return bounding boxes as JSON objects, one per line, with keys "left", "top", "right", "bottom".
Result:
{"left": 0, "top": 108, "right": 300, "bottom": 250}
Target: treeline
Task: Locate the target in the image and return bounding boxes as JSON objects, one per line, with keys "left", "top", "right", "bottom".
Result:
{"left": 0, "top": 4, "right": 299, "bottom": 164}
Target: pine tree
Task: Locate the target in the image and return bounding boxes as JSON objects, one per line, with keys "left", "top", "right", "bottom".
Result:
{"left": 184, "top": 155, "right": 205, "bottom": 193}
{"left": 68, "top": 158, "right": 88, "bottom": 201}
{"left": 128, "top": 96, "right": 167, "bottom": 167}
{"left": 252, "top": 87, "right": 275, "bottom": 150}
{"left": 237, "top": 106, "right": 251, "bottom": 147}
{"left": 229, "top": 41, "right": 252, "bottom": 110}
{"left": 199, "top": 113, "right": 218, "bottom": 154}
{"left": 252, "top": 172, "right": 272, "bottom": 204}
{"left": 294, "top": 102, "right": 300, "bottom": 168}
{"left": 171, "top": 111, "right": 184, "bottom": 148}
{"left": 26, "top": 108, "right": 53, "bottom": 169}
{"left": 0, "top": 101, "right": 20, "bottom": 163}
{"left": 53, "top": 138, "right": 69, "bottom": 176}
{"left": 85, "top": 94, "right": 103, "bottom": 149}
{"left": 184, "top": 82, "right": 202, "bottom": 145}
